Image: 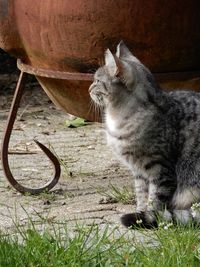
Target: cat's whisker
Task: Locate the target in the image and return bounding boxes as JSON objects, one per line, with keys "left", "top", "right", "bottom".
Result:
{"left": 96, "top": 103, "right": 101, "bottom": 122}
{"left": 86, "top": 99, "right": 94, "bottom": 119}
{"left": 97, "top": 105, "right": 101, "bottom": 121}
{"left": 94, "top": 102, "right": 98, "bottom": 122}
{"left": 91, "top": 100, "right": 96, "bottom": 121}
{"left": 98, "top": 105, "right": 104, "bottom": 121}
{"left": 89, "top": 99, "right": 99, "bottom": 122}
{"left": 89, "top": 94, "right": 104, "bottom": 122}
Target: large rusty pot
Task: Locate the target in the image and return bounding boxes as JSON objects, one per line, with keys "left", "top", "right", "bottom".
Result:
{"left": 0, "top": 0, "right": 200, "bottom": 121}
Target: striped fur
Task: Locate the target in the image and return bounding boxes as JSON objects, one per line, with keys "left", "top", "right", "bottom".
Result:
{"left": 89, "top": 41, "right": 200, "bottom": 228}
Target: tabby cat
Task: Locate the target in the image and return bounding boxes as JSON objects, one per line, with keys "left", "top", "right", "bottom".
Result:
{"left": 89, "top": 41, "right": 200, "bottom": 228}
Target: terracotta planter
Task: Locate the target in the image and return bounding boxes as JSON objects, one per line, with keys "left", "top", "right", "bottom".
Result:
{"left": 0, "top": 0, "right": 199, "bottom": 121}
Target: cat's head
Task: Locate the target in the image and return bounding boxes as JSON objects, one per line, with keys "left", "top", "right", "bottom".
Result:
{"left": 89, "top": 41, "right": 157, "bottom": 107}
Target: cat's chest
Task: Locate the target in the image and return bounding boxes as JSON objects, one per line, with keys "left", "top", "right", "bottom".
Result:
{"left": 106, "top": 113, "right": 118, "bottom": 132}
{"left": 105, "top": 113, "right": 135, "bottom": 147}
{"left": 105, "top": 111, "right": 148, "bottom": 151}
{"left": 106, "top": 112, "right": 143, "bottom": 136}
{"left": 105, "top": 113, "right": 121, "bottom": 148}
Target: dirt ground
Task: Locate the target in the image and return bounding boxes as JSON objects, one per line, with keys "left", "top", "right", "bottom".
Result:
{"left": 0, "top": 73, "right": 136, "bottom": 235}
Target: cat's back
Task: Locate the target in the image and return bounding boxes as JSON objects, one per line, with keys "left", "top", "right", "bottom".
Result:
{"left": 169, "top": 90, "right": 200, "bottom": 106}
{"left": 169, "top": 90, "right": 200, "bottom": 160}
{"left": 168, "top": 90, "right": 200, "bottom": 124}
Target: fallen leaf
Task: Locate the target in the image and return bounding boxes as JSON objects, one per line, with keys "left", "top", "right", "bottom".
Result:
{"left": 66, "top": 118, "right": 89, "bottom": 128}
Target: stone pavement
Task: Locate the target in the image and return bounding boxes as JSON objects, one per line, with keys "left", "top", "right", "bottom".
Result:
{"left": 0, "top": 77, "right": 135, "bottom": 235}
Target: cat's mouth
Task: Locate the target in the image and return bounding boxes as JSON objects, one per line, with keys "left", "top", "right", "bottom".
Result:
{"left": 89, "top": 91, "right": 105, "bottom": 107}
{"left": 89, "top": 84, "right": 108, "bottom": 106}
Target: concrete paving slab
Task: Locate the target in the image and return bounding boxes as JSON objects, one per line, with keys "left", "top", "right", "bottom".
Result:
{"left": 0, "top": 78, "right": 135, "bottom": 235}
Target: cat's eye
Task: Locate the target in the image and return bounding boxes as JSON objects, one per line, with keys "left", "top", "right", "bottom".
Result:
{"left": 94, "top": 79, "right": 101, "bottom": 85}
{"left": 113, "top": 76, "right": 121, "bottom": 84}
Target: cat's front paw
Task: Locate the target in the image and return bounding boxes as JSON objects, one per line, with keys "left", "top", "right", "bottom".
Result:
{"left": 121, "top": 211, "right": 158, "bottom": 229}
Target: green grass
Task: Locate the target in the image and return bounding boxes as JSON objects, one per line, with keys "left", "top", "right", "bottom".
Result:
{"left": 48, "top": 143, "right": 71, "bottom": 178}
{"left": 98, "top": 184, "right": 135, "bottom": 204}
{"left": 0, "top": 221, "right": 200, "bottom": 267}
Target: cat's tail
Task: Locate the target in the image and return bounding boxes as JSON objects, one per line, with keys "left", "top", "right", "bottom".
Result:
{"left": 172, "top": 209, "right": 200, "bottom": 225}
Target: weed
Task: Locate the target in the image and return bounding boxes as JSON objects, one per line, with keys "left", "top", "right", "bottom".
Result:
{"left": 48, "top": 143, "right": 70, "bottom": 178}
{"left": 98, "top": 184, "right": 135, "bottom": 204}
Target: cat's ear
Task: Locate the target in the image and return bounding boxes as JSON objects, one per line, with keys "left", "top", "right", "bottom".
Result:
{"left": 116, "top": 40, "right": 140, "bottom": 64}
{"left": 105, "top": 49, "right": 119, "bottom": 77}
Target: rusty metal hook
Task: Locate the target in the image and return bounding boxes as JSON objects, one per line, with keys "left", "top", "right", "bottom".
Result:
{"left": 1, "top": 71, "right": 61, "bottom": 194}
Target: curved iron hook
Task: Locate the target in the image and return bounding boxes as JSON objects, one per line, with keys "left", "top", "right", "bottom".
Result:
{"left": 1, "top": 71, "right": 61, "bottom": 194}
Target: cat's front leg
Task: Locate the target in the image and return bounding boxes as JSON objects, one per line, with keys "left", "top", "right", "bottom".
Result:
{"left": 147, "top": 181, "right": 160, "bottom": 211}
{"left": 121, "top": 166, "right": 176, "bottom": 228}
{"left": 128, "top": 180, "right": 163, "bottom": 226}
{"left": 121, "top": 175, "right": 153, "bottom": 229}
{"left": 145, "top": 168, "right": 177, "bottom": 223}
{"left": 145, "top": 181, "right": 172, "bottom": 223}
{"left": 134, "top": 175, "right": 148, "bottom": 212}
{"left": 147, "top": 175, "right": 176, "bottom": 211}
